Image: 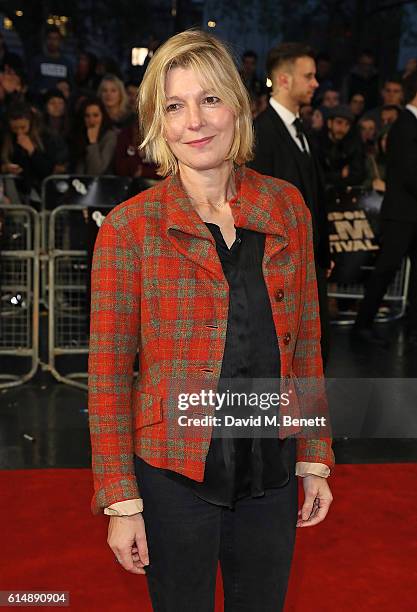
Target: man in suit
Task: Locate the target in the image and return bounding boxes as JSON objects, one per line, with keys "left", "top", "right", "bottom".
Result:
{"left": 249, "top": 42, "right": 332, "bottom": 366}
{"left": 353, "top": 71, "right": 417, "bottom": 345}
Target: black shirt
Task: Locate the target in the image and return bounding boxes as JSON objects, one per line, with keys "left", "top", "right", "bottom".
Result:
{"left": 159, "top": 223, "right": 295, "bottom": 509}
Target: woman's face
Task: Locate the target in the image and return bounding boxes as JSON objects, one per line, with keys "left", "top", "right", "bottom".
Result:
{"left": 101, "top": 81, "right": 120, "bottom": 108}
{"left": 360, "top": 119, "right": 376, "bottom": 142}
{"left": 163, "top": 66, "right": 235, "bottom": 172}
{"left": 47, "top": 96, "right": 65, "bottom": 118}
{"left": 10, "top": 117, "right": 30, "bottom": 136}
{"left": 311, "top": 109, "right": 324, "bottom": 131}
{"left": 84, "top": 104, "right": 103, "bottom": 129}
{"left": 350, "top": 94, "right": 365, "bottom": 116}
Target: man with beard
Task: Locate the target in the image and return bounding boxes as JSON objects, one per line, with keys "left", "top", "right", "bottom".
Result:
{"left": 249, "top": 42, "right": 332, "bottom": 366}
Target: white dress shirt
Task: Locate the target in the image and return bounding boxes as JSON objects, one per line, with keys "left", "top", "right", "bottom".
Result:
{"left": 269, "top": 97, "right": 311, "bottom": 154}
{"left": 406, "top": 103, "right": 417, "bottom": 121}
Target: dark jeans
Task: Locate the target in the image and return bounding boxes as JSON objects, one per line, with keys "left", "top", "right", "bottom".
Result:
{"left": 134, "top": 452, "right": 298, "bottom": 612}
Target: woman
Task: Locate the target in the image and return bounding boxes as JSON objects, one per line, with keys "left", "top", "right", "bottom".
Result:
{"left": 311, "top": 107, "right": 324, "bottom": 133}
{"left": 71, "top": 97, "right": 117, "bottom": 175}
{"left": 89, "top": 30, "right": 334, "bottom": 612}
{"left": 349, "top": 92, "right": 365, "bottom": 122}
{"left": 43, "top": 88, "right": 70, "bottom": 142}
{"left": 97, "top": 73, "right": 134, "bottom": 129}
{"left": 0, "top": 103, "right": 63, "bottom": 198}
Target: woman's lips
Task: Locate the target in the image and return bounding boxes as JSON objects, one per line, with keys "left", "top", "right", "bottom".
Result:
{"left": 185, "top": 136, "right": 214, "bottom": 148}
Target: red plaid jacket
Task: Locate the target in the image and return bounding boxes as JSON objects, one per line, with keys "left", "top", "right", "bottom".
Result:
{"left": 88, "top": 165, "right": 334, "bottom": 515}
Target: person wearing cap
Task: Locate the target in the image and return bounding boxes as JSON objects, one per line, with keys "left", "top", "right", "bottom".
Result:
{"left": 316, "top": 104, "right": 366, "bottom": 191}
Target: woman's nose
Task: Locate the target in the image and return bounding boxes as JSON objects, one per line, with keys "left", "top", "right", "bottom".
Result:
{"left": 186, "top": 103, "right": 204, "bottom": 130}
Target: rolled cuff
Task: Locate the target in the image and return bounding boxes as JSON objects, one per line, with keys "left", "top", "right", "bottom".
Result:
{"left": 295, "top": 461, "right": 331, "bottom": 478}
{"left": 104, "top": 498, "right": 144, "bottom": 516}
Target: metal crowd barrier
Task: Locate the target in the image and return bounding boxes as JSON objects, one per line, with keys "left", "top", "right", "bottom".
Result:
{"left": 47, "top": 204, "right": 89, "bottom": 389}
{"left": 327, "top": 257, "right": 410, "bottom": 325}
{"left": 0, "top": 203, "right": 40, "bottom": 388}
{"left": 1, "top": 174, "right": 411, "bottom": 388}
{"left": 45, "top": 176, "right": 158, "bottom": 390}
{"left": 39, "top": 174, "right": 132, "bottom": 308}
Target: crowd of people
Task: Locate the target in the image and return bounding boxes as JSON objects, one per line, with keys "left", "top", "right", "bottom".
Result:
{"left": 244, "top": 48, "right": 412, "bottom": 197}
{"left": 0, "top": 26, "right": 159, "bottom": 204}
{"left": 0, "top": 25, "right": 415, "bottom": 206}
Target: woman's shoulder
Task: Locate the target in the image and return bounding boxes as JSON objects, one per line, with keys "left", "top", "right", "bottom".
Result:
{"left": 100, "top": 128, "right": 118, "bottom": 145}
{"left": 242, "top": 166, "right": 310, "bottom": 221}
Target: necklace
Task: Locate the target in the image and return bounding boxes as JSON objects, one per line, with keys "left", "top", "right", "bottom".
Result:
{"left": 185, "top": 167, "right": 237, "bottom": 209}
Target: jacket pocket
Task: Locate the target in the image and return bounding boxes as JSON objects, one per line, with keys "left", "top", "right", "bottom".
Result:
{"left": 131, "top": 389, "right": 163, "bottom": 429}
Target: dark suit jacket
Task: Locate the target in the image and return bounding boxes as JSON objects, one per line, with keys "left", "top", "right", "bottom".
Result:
{"left": 249, "top": 104, "right": 331, "bottom": 269}
{"left": 381, "top": 108, "right": 417, "bottom": 222}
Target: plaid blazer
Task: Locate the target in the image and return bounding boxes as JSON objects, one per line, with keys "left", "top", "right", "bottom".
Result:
{"left": 88, "top": 165, "right": 334, "bottom": 515}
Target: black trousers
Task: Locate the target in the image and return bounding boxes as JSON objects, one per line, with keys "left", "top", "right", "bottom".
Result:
{"left": 134, "top": 450, "right": 298, "bottom": 612}
{"left": 355, "top": 219, "right": 417, "bottom": 330}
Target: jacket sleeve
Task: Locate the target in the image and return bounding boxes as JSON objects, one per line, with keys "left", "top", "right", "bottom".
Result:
{"left": 88, "top": 214, "right": 141, "bottom": 515}
{"left": 291, "top": 188, "right": 335, "bottom": 471}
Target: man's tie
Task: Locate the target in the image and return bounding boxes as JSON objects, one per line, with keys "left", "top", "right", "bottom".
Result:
{"left": 292, "top": 117, "right": 309, "bottom": 155}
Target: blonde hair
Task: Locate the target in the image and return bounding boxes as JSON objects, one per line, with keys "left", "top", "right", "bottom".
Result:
{"left": 138, "top": 29, "right": 254, "bottom": 176}
{"left": 97, "top": 74, "right": 129, "bottom": 120}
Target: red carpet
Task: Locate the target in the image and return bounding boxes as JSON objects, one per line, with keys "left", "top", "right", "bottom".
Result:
{"left": 1, "top": 464, "right": 416, "bottom": 611}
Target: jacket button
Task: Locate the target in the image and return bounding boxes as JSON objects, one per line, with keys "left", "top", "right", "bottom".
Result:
{"left": 275, "top": 288, "right": 284, "bottom": 302}
{"left": 283, "top": 332, "right": 291, "bottom": 345}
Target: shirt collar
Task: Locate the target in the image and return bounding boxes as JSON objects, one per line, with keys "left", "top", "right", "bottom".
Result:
{"left": 269, "top": 97, "right": 299, "bottom": 127}
{"left": 406, "top": 104, "right": 417, "bottom": 121}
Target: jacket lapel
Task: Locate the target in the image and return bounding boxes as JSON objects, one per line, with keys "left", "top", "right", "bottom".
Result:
{"left": 163, "top": 165, "right": 289, "bottom": 275}
{"left": 163, "top": 172, "right": 224, "bottom": 279}
{"left": 235, "top": 166, "right": 289, "bottom": 267}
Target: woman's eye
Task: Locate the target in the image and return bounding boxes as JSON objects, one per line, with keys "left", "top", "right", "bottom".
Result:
{"left": 204, "top": 96, "right": 220, "bottom": 105}
{"left": 166, "top": 103, "right": 180, "bottom": 112}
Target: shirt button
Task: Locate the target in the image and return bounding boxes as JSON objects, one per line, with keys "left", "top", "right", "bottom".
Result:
{"left": 283, "top": 332, "right": 291, "bottom": 345}
{"left": 275, "top": 288, "right": 284, "bottom": 302}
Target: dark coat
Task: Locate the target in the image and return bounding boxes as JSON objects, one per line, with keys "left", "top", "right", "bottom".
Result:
{"left": 249, "top": 104, "right": 331, "bottom": 269}
{"left": 315, "top": 128, "right": 366, "bottom": 191}
{"left": 380, "top": 108, "right": 417, "bottom": 221}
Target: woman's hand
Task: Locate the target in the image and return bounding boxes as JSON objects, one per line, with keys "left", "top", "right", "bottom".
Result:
{"left": 297, "top": 475, "right": 333, "bottom": 528}
{"left": 107, "top": 513, "right": 149, "bottom": 574}
{"left": 1, "top": 162, "right": 22, "bottom": 174}
{"left": 372, "top": 178, "right": 386, "bottom": 192}
{"left": 16, "top": 134, "right": 35, "bottom": 155}
{"left": 87, "top": 126, "right": 100, "bottom": 144}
